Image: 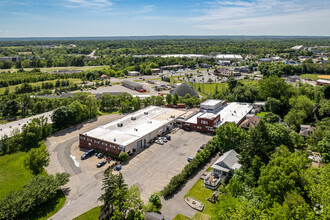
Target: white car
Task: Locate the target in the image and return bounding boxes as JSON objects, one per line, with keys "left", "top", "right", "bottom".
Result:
{"left": 155, "top": 140, "right": 164, "bottom": 145}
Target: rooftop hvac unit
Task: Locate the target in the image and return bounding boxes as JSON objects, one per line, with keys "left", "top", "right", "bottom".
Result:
{"left": 131, "top": 116, "right": 136, "bottom": 120}
{"left": 117, "top": 123, "right": 123, "bottom": 127}
{"left": 144, "top": 112, "right": 148, "bottom": 115}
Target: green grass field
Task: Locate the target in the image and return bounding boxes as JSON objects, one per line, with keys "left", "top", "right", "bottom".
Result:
{"left": 73, "top": 206, "right": 101, "bottom": 220}
{"left": 184, "top": 179, "right": 215, "bottom": 217}
{"left": 0, "top": 78, "right": 82, "bottom": 93}
{"left": 299, "top": 74, "right": 321, "bottom": 81}
{"left": 189, "top": 82, "right": 227, "bottom": 96}
{"left": 0, "top": 143, "right": 66, "bottom": 219}
{"left": 0, "top": 151, "right": 34, "bottom": 199}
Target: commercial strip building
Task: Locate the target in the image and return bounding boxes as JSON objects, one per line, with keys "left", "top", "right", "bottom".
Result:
{"left": 178, "top": 100, "right": 253, "bottom": 134}
{"left": 122, "top": 80, "right": 143, "bottom": 90}
{"left": 79, "top": 106, "right": 185, "bottom": 156}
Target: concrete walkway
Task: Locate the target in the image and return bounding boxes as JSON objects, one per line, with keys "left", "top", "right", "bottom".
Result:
{"left": 160, "top": 153, "right": 219, "bottom": 219}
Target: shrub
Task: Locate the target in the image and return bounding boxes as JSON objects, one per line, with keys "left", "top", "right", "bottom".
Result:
{"left": 119, "top": 152, "right": 129, "bottom": 161}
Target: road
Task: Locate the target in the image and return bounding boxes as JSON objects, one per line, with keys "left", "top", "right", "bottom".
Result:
{"left": 0, "top": 110, "right": 53, "bottom": 138}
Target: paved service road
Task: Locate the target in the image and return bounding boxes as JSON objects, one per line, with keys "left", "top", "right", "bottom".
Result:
{"left": 46, "top": 114, "right": 212, "bottom": 220}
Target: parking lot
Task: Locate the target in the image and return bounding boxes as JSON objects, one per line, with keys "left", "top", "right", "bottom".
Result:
{"left": 120, "top": 129, "right": 212, "bottom": 201}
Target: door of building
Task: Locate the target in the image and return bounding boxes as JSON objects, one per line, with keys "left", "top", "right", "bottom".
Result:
{"left": 137, "top": 140, "right": 142, "bottom": 149}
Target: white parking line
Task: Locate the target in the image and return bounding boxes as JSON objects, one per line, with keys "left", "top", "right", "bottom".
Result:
{"left": 70, "top": 155, "right": 80, "bottom": 167}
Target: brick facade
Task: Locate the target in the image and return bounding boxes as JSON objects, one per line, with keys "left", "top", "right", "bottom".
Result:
{"left": 79, "top": 134, "right": 122, "bottom": 156}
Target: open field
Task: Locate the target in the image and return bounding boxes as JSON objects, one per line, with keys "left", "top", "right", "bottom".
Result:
{"left": 0, "top": 65, "right": 107, "bottom": 73}
{"left": 0, "top": 78, "right": 82, "bottom": 93}
{"left": 0, "top": 151, "right": 33, "bottom": 199}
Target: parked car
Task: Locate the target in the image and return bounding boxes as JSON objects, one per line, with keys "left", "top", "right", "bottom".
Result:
{"left": 155, "top": 140, "right": 164, "bottom": 145}
{"left": 187, "top": 157, "right": 194, "bottom": 162}
{"left": 97, "top": 153, "right": 104, "bottom": 159}
{"left": 165, "top": 135, "right": 171, "bottom": 140}
{"left": 197, "top": 149, "right": 202, "bottom": 153}
{"left": 116, "top": 165, "right": 122, "bottom": 171}
{"left": 106, "top": 156, "right": 112, "bottom": 162}
{"left": 161, "top": 137, "right": 167, "bottom": 142}
{"left": 200, "top": 144, "right": 206, "bottom": 149}
{"left": 97, "top": 160, "right": 107, "bottom": 168}
{"left": 81, "top": 149, "right": 95, "bottom": 160}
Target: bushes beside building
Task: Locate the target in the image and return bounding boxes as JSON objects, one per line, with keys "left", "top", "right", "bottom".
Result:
{"left": 161, "top": 140, "right": 218, "bottom": 198}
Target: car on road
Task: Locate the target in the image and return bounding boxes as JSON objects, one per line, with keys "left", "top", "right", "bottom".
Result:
{"left": 97, "top": 160, "right": 107, "bottom": 168}
{"left": 97, "top": 153, "right": 104, "bottom": 159}
{"left": 187, "top": 157, "right": 194, "bottom": 162}
{"left": 155, "top": 140, "right": 164, "bottom": 145}
{"left": 81, "top": 149, "right": 95, "bottom": 160}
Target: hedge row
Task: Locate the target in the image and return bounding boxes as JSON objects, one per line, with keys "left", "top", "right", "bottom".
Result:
{"left": 161, "top": 139, "right": 218, "bottom": 198}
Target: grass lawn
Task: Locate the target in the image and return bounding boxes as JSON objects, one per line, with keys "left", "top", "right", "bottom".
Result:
{"left": 73, "top": 206, "right": 101, "bottom": 220}
{"left": 184, "top": 179, "right": 215, "bottom": 217}
{"left": 189, "top": 82, "right": 227, "bottom": 96}
{"left": 173, "top": 214, "right": 191, "bottom": 220}
{"left": 0, "top": 151, "right": 33, "bottom": 199}
{"left": 0, "top": 78, "right": 82, "bottom": 93}
{"left": 299, "top": 74, "right": 321, "bottom": 81}
{"left": 0, "top": 143, "right": 66, "bottom": 219}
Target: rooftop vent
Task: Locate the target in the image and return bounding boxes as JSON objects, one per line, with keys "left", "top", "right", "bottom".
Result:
{"left": 144, "top": 112, "right": 148, "bottom": 115}
{"left": 114, "top": 138, "right": 116, "bottom": 142}
{"left": 117, "top": 123, "right": 123, "bottom": 127}
{"left": 131, "top": 116, "right": 136, "bottom": 120}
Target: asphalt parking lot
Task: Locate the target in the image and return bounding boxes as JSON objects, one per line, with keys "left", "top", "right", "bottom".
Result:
{"left": 120, "top": 129, "right": 213, "bottom": 201}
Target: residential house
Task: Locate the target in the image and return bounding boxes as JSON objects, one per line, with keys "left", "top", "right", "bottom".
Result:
{"left": 299, "top": 125, "right": 316, "bottom": 137}
{"left": 239, "top": 114, "right": 260, "bottom": 130}
{"left": 204, "top": 149, "right": 241, "bottom": 190}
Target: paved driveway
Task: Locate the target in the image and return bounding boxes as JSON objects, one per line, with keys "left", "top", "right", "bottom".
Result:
{"left": 46, "top": 114, "right": 212, "bottom": 220}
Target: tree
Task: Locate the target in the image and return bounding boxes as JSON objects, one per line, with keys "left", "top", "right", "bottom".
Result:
{"left": 262, "top": 112, "right": 279, "bottom": 123}
{"left": 149, "top": 193, "right": 162, "bottom": 210}
{"left": 166, "top": 93, "right": 172, "bottom": 104}
{"left": 98, "top": 171, "right": 143, "bottom": 220}
{"left": 51, "top": 106, "right": 75, "bottom": 130}
{"left": 215, "top": 123, "right": 248, "bottom": 153}
{"left": 24, "top": 147, "right": 50, "bottom": 175}
{"left": 318, "top": 131, "right": 330, "bottom": 163}
{"left": 119, "top": 152, "right": 129, "bottom": 161}
{"left": 227, "top": 77, "right": 238, "bottom": 92}
{"left": 2, "top": 100, "right": 19, "bottom": 117}
{"left": 257, "top": 146, "right": 309, "bottom": 206}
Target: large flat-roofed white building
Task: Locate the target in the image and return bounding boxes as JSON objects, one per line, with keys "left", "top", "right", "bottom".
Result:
{"left": 215, "top": 54, "right": 243, "bottom": 61}
{"left": 79, "top": 106, "right": 185, "bottom": 155}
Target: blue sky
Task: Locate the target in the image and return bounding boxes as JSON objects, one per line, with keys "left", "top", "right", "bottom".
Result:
{"left": 0, "top": 0, "right": 329, "bottom": 37}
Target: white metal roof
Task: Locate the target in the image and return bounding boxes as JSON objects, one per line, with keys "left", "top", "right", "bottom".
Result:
{"left": 83, "top": 106, "right": 185, "bottom": 146}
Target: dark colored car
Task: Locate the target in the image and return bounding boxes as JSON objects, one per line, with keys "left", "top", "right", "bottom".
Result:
{"left": 165, "top": 135, "right": 171, "bottom": 140}
{"left": 97, "top": 153, "right": 104, "bottom": 159}
{"left": 97, "top": 160, "right": 107, "bottom": 168}
{"left": 81, "top": 149, "right": 95, "bottom": 160}
{"left": 200, "top": 144, "right": 206, "bottom": 149}
{"left": 197, "top": 149, "right": 202, "bottom": 153}
{"left": 187, "top": 157, "right": 194, "bottom": 162}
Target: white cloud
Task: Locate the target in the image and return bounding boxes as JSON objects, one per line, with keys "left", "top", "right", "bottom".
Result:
{"left": 189, "top": 0, "right": 330, "bottom": 35}
{"left": 66, "top": 0, "right": 112, "bottom": 8}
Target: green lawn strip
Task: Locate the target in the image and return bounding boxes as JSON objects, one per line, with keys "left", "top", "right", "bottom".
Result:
{"left": 184, "top": 179, "right": 215, "bottom": 217}
{"left": 25, "top": 190, "right": 66, "bottom": 220}
{"left": 192, "top": 212, "right": 211, "bottom": 220}
{"left": 173, "top": 214, "right": 191, "bottom": 220}
{"left": 299, "top": 74, "right": 321, "bottom": 81}
{"left": 73, "top": 206, "right": 101, "bottom": 220}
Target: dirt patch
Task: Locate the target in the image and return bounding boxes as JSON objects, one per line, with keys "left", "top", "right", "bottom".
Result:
{"left": 318, "top": 75, "right": 330, "bottom": 79}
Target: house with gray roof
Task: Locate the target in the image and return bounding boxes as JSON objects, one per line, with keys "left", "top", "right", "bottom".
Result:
{"left": 204, "top": 149, "right": 241, "bottom": 189}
